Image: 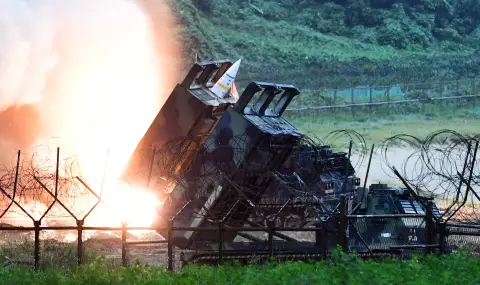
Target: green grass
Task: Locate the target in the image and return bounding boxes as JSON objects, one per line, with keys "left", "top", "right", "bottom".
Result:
{"left": 294, "top": 117, "right": 480, "bottom": 146}
{"left": 0, "top": 237, "right": 100, "bottom": 270}
{"left": 1, "top": 251, "right": 480, "bottom": 284}
{"left": 286, "top": 100, "right": 480, "bottom": 147}
{"left": 173, "top": 0, "right": 478, "bottom": 88}
{"left": 180, "top": 0, "right": 475, "bottom": 64}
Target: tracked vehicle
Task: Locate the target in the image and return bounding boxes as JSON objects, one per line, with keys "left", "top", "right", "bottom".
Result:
{"left": 123, "top": 59, "right": 447, "bottom": 264}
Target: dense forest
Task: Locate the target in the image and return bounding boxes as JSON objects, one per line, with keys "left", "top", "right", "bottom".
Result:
{"left": 171, "top": 0, "right": 480, "bottom": 88}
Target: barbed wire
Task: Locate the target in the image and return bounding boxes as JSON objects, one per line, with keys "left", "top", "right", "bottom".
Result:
{"left": 379, "top": 129, "right": 480, "bottom": 223}
{"left": 142, "top": 130, "right": 367, "bottom": 228}
{"left": 1, "top": 129, "right": 480, "bottom": 228}
{"left": 297, "top": 77, "right": 476, "bottom": 94}
{"left": 175, "top": 54, "right": 478, "bottom": 95}
{"left": 0, "top": 142, "right": 103, "bottom": 221}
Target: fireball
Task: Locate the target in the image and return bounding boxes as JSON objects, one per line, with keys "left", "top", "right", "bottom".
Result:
{"left": 0, "top": 0, "right": 181, "bottom": 229}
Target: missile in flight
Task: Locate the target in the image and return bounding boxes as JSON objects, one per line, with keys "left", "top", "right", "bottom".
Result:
{"left": 210, "top": 59, "right": 241, "bottom": 98}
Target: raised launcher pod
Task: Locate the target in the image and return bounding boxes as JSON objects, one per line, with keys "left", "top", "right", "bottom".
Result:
{"left": 122, "top": 60, "right": 238, "bottom": 188}
{"left": 159, "top": 82, "right": 303, "bottom": 249}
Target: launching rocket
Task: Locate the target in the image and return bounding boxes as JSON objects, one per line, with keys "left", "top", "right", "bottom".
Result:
{"left": 210, "top": 59, "right": 241, "bottom": 98}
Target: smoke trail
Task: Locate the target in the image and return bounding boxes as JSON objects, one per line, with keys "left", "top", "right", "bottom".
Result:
{"left": 0, "top": 0, "right": 181, "bottom": 185}
{"left": 0, "top": 1, "right": 56, "bottom": 153}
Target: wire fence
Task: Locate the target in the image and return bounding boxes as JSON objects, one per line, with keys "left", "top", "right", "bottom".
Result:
{"left": 285, "top": 78, "right": 480, "bottom": 117}
{"left": 1, "top": 130, "right": 480, "bottom": 270}
{"left": 0, "top": 193, "right": 465, "bottom": 271}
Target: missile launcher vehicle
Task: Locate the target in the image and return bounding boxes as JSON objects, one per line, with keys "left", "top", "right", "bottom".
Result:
{"left": 123, "top": 59, "right": 447, "bottom": 263}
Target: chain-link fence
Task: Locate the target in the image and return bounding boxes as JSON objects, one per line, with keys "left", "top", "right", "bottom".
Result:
{"left": 285, "top": 78, "right": 480, "bottom": 119}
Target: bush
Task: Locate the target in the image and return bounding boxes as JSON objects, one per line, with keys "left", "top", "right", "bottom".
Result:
{"left": 377, "top": 20, "right": 409, "bottom": 48}
{"left": 193, "top": 0, "right": 214, "bottom": 14}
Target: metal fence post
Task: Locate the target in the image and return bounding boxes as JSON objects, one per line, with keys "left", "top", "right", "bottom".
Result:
{"left": 351, "top": 86, "right": 355, "bottom": 117}
{"left": 333, "top": 88, "right": 337, "bottom": 115}
{"left": 472, "top": 78, "right": 477, "bottom": 107}
{"left": 351, "top": 87, "right": 355, "bottom": 105}
{"left": 439, "top": 81, "right": 444, "bottom": 111}
{"left": 386, "top": 88, "right": 390, "bottom": 115}
{"left": 316, "top": 219, "right": 328, "bottom": 259}
{"left": 121, "top": 223, "right": 127, "bottom": 267}
{"left": 167, "top": 220, "right": 174, "bottom": 271}
{"left": 339, "top": 195, "right": 348, "bottom": 253}
{"left": 438, "top": 221, "right": 446, "bottom": 255}
{"left": 422, "top": 86, "right": 426, "bottom": 113}
{"left": 315, "top": 219, "right": 322, "bottom": 249}
{"left": 34, "top": 220, "right": 40, "bottom": 270}
{"left": 369, "top": 87, "right": 373, "bottom": 112}
{"left": 425, "top": 201, "right": 434, "bottom": 255}
{"left": 268, "top": 220, "right": 274, "bottom": 258}
{"left": 218, "top": 220, "right": 224, "bottom": 265}
{"left": 322, "top": 220, "right": 328, "bottom": 259}
{"left": 77, "top": 220, "right": 84, "bottom": 266}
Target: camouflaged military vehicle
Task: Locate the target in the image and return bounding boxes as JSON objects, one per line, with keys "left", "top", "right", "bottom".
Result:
{"left": 124, "top": 59, "right": 447, "bottom": 262}
{"left": 347, "top": 183, "right": 442, "bottom": 253}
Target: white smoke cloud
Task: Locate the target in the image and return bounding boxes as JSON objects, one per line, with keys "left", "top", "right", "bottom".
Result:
{"left": 0, "top": 0, "right": 57, "bottom": 108}
{"left": 0, "top": 0, "right": 181, "bottom": 182}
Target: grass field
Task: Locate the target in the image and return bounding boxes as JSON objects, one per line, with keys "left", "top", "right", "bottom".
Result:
{"left": 287, "top": 101, "right": 480, "bottom": 147}
{"left": 293, "top": 116, "right": 480, "bottom": 145}
{"left": 0, "top": 251, "right": 479, "bottom": 285}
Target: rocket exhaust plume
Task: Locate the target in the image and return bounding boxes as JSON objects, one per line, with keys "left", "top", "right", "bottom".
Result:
{"left": 0, "top": 0, "right": 181, "bottom": 228}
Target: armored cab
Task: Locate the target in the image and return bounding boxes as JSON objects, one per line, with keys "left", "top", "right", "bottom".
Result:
{"left": 122, "top": 60, "right": 238, "bottom": 190}
{"left": 348, "top": 183, "right": 442, "bottom": 253}
{"left": 353, "top": 183, "right": 441, "bottom": 217}
{"left": 158, "top": 82, "right": 303, "bottom": 249}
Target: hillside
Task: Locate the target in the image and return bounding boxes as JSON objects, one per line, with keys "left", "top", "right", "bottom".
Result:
{"left": 171, "top": 0, "right": 480, "bottom": 89}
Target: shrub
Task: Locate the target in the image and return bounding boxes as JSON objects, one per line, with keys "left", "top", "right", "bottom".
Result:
{"left": 193, "top": 0, "right": 214, "bottom": 14}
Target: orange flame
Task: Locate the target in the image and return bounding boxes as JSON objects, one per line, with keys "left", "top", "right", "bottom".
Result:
{"left": 0, "top": 0, "right": 181, "bottom": 230}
